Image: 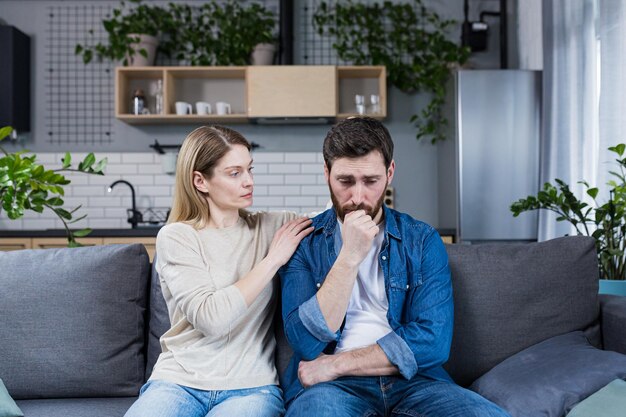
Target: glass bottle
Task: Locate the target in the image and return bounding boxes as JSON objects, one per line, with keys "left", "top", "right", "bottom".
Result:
{"left": 132, "top": 88, "right": 145, "bottom": 115}
{"left": 154, "top": 80, "right": 164, "bottom": 115}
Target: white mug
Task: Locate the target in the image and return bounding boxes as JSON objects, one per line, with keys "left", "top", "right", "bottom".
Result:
{"left": 195, "top": 101, "right": 212, "bottom": 115}
{"left": 175, "top": 101, "right": 192, "bottom": 115}
{"left": 215, "top": 101, "right": 231, "bottom": 115}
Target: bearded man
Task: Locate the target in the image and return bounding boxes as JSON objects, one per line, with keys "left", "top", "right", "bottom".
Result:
{"left": 279, "top": 117, "right": 509, "bottom": 417}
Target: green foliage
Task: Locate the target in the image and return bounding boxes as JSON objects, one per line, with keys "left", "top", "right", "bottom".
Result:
{"left": 75, "top": 0, "right": 173, "bottom": 65}
{"left": 167, "top": 2, "right": 275, "bottom": 66}
{"left": 511, "top": 144, "right": 626, "bottom": 280}
{"left": 75, "top": 0, "right": 277, "bottom": 66}
{"left": 313, "top": 0, "right": 470, "bottom": 144}
{"left": 0, "top": 127, "right": 108, "bottom": 247}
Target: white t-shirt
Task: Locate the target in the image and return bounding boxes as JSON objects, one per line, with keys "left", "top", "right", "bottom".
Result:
{"left": 334, "top": 220, "right": 393, "bottom": 353}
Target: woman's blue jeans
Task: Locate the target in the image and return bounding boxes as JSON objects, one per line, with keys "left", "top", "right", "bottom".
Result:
{"left": 124, "top": 380, "right": 285, "bottom": 417}
{"left": 285, "top": 375, "right": 510, "bottom": 417}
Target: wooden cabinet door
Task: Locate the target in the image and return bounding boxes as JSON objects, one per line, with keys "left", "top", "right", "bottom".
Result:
{"left": 0, "top": 238, "right": 32, "bottom": 251}
{"left": 103, "top": 237, "right": 157, "bottom": 262}
{"left": 31, "top": 237, "right": 103, "bottom": 249}
{"left": 247, "top": 66, "right": 337, "bottom": 117}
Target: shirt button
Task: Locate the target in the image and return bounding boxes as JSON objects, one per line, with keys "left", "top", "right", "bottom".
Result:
{"left": 316, "top": 283, "right": 321, "bottom": 288}
{"left": 381, "top": 255, "right": 387, "bottom": 261}
{"left": 406, "top": 284, "right": 410, "bottom": 289}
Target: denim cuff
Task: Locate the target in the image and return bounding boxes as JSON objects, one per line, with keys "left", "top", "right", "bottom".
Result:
{"left": 298, "top": 296, "right": 340, "bottom": 343}
{"left": 377, "top": 331, "right": 418, "bottom": 379}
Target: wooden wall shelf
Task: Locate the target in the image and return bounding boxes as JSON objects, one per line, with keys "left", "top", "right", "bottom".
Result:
{"left": 115, "top": 65, "right": 387, "bottom": 124}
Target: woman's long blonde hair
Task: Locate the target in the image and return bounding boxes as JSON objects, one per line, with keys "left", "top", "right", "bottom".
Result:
{"left": 168, "top": 125, "right": 251, "bottom": 228}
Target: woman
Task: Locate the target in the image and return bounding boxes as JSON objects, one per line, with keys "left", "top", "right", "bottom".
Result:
{"left": 125, "top": 125, "right": 313, "bottom": 417}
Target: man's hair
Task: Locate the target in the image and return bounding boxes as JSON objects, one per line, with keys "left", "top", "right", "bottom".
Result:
{"left": 323, "top": 117, "right": 394, "bottom": 170}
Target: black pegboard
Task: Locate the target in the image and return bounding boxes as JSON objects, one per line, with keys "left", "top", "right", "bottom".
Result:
{"left": 46, "top": 4, "right": 114, "bottom": 146}
{"left": 44, "top": 1, "right": 280, "bottom": 147}
{"left": 299, "top": 0, "right": 433, "bottom": 66}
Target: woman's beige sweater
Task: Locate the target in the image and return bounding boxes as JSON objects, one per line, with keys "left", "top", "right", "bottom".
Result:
{"left": 150, "top": 211, "right": 295, "bottom": 391}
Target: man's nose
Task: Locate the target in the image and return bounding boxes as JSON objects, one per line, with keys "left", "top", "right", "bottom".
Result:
{"left": 351, "top": 184, "right": 364, "bottom": 204}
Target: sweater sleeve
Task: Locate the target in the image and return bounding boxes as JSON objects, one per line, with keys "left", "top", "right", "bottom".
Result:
{"left": 155, "top": 224, "right": 247, "bottom": 339}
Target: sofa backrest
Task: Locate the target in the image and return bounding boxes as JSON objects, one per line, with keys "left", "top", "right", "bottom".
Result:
{"left": 443, "top": 236, "right": 600, "bottom": 386}
{"left": 146, "top": 256, "right": 170, "bottom": 379}
{"left": 0, "top": 244, "right": 150, "bottom": 399}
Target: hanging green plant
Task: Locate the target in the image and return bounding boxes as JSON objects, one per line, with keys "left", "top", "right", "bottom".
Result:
{"left": 314, "top": 0, "right": 470, "bottom": 143}
{"left": 0, "top": 126, "right": 107, "bottom": 246}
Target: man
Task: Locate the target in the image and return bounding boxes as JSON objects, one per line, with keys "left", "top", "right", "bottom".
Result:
{"left": 279, "top": 117, "right": 509, "bottom": 416}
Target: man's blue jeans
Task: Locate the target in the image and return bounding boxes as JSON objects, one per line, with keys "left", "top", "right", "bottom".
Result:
{"left": 286, "top": 375, "right": 510, "bottom": 417}
{"left": 124, "top": 380, "right": 285, "bottom": 417}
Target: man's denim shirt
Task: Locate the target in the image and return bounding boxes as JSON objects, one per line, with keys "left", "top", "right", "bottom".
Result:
{"left": 279, "top": 206, "right": 454, "bottom": 403}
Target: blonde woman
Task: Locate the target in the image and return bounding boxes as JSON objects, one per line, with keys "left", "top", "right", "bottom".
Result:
{"left": 124, "top": 126, "right": 312, "bottom": 417}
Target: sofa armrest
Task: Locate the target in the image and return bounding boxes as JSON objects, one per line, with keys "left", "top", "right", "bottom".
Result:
{"left": 600, "top": 294, "right": 626, "bottom": 355}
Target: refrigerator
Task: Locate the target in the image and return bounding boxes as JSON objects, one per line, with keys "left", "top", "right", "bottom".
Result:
{"left": 438, "top": 70, "right": 541, "bottom": 243}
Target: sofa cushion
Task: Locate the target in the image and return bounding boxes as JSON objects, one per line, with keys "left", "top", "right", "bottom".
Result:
{"left": 145, "top": 256, "right": 171, "bottom": 379}
{"left": 444, "top": 236, "right": 600, "bottom": 386}
{"left": 15, "top": 397, "right": 136, "bottom": 417}
{"left": 0, "top": 244, "right": 150, "bottom": 399}
{"left": 565, "top": 378, "right": 626, "bottom": 417}
{"left": 470, "top": 331, "right": 626, "bottom": 417}
{"left": 0, "top": 378, "right": 23, "bottom": 417}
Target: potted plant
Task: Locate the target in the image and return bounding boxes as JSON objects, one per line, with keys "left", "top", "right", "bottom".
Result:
{"left": 313, "top": 0, "right": 469, "bottom": 143}
{"left": 168, "top": 1, "right": 277, "bottom": 66}
{"left": 511, "top": 143, "right": 626, "bottom": 295}
{"left": 75, "top": 0, "right": 174, "bottom": 66}
{"left": 0, "top": 126, "right": 107, "bottom": 246}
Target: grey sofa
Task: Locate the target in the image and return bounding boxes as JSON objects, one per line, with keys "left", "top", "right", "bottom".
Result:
{"left": 0, "top": 236, "right": 625, "bottom": 417}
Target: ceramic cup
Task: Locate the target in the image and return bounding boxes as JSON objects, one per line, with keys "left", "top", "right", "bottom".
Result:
{"left": 215, "top": 101, "right": 231, "bottom": 115}
{"left": 175, "top": 101, "right": 192, "bottom": 115}
{"left": 195, "top": 101, "right": 212, "bottom": 115}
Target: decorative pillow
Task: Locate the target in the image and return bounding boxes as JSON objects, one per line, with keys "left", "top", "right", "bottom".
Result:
{"left": 566, "top": 379, "right": 626, "bottom": 417}
{"left": 0, "top": 244, "right": 150, "bottom": 399}
{"left": 0, "top": 379, "right": 23, "bottom": 417}
{"left": 470, "top": 331, "right": 626, "bottom": 417}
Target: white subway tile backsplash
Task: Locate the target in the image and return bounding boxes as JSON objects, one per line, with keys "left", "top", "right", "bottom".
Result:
{"left": 4, "top": 152, "right": 329, "bottom": 230}
{"left": 253, "top": 153, "right": 284, "bottom": 163}
{"left": 136, "top": 185, "right": 173, "bottom": 196}
{"left": 269, "top": 186, "right": 301, "bottom": 196}
{"left": 285, "top": 175, "right": 318, "bottom": 185}
{"left": 253, "top": 185, "right": 268, "bottom": 196}
{"left": 105, "top": 164, "right": 138, "bottom": 175}
{"left": 89, "top": 196, "right": 123, "bottom": 207}
{"left": 269, "top": 164, "right": 300, "bottom": 174}
{"left": 122, "top": 153, "right": 155, "bottom": 164}
{"left": 254, "top": 175, "right": 285, "bottom": 185}
{"left": 285, "top": 153, "right": 318, "bottom": 163}
{"left": 302, "top": 185, "right": 330, "bottom": 195}
{"left": 252, "top": 196, "right": 285, "bottom": 207}
{"left": 301, "top": 164, "right": 324, "bottom": 174}
{"left": 286, "top": 196, "right": 318, "bottom": 206}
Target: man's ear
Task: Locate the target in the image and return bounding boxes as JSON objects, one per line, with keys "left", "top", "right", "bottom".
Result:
{"left": 193, "top": 171, "right": 209, "bottom": 193}
{"left": 387, "top": 160, "right": 395, "bottom": 185}
{"left": 324, "top": 162, "right": 330, "bottom": 184}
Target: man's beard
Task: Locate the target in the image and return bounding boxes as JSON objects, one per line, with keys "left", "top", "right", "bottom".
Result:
{"left": 329, "top": 181, "right": 387, "bottom": 222}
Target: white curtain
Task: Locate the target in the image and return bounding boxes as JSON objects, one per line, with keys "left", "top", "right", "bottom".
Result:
{"left": 537, "top": 0, "right": 626, "bottom": 240}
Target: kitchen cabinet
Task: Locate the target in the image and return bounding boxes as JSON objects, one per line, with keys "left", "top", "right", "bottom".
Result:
{"left": 0, "top": 237, "right": 31, "bottom": 251}
{"left": 1, "top": 235, "right": 157, "bottom": 261}
{"left": 247, "top": 66, "right": 336, "bottom": 117}
{"left": 115, "top": 65, "right": 386, "bottom": 124}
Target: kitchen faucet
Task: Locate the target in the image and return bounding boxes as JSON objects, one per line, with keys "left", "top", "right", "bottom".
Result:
{"left": 108, "top": 180, "right": 141, "bottom": 229}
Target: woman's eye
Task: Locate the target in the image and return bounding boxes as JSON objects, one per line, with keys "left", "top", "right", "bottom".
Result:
{"left": 230, "top": 171, "right": 239, "bottom": 177}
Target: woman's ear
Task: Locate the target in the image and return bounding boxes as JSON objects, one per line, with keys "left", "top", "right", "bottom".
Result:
{"left": 193, "top": 171, "right": 209, "bottom": 193}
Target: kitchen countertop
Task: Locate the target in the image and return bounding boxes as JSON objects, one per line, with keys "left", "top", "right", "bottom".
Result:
{"left": 0, "top": 227, "right": 162, "bottom": 238}
{"left": 0, "top": 227, "right": 456, "bottom": 239}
